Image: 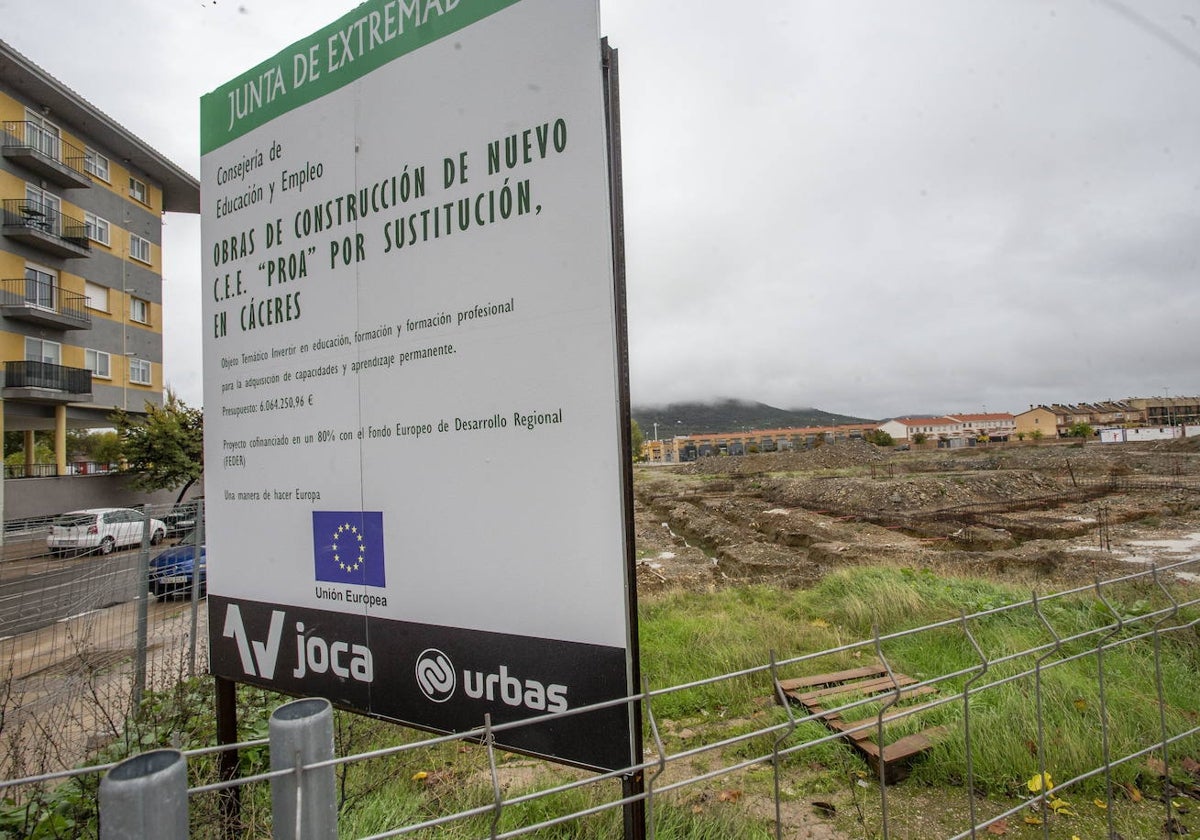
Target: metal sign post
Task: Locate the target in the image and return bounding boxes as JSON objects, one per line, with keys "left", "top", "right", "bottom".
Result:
{"left": 602, "top": 37, "right": 646, "bottom": 840}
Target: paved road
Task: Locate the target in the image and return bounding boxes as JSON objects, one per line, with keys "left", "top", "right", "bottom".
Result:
{"left": 0, "top": 547, "right": 153, "bottom": 638}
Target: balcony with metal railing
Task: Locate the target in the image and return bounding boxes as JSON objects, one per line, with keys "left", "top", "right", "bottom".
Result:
{"left": 1, "top": 199, "right": 91, "bottom": 258}
{"left": 3, "top": 461, "right": 117, "bottom": 479}
{"left": 1, "top": 121, "right": 92, "bottom": 189}
{"left": 0, "top": 278, "right": 91, "bottom": 330}
{"left": 2, "top": 360, "right": 93, "bottom": 403}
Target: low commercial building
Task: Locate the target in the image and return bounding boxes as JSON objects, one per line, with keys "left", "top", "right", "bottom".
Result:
{"left": 1100, "top": 426, "right": 1200, "bottom": 444}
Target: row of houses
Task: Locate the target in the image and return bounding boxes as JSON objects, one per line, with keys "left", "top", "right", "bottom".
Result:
{"left": 640, "top": 396, "right": 1200, "bottom": 462}
{"left": 641, "top": 423, "right": 879, "bottom": 463}
{"left": 1018, "top": 398, "right": 1200, "bottom": 436}
{"left": 877, "top": 413, "right": 1016, "bottom": 445}
{"left": 868, "top": 398, "right": 1200, "bottom": 445}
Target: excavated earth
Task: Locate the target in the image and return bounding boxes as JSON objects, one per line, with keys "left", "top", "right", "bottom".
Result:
{"left": 634, "top": 437, "right": 1200, "bottom": 595}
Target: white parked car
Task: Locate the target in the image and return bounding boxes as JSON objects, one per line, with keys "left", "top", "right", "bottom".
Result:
{"left": 47, "top": 508, "right": 166, "bottom": 556}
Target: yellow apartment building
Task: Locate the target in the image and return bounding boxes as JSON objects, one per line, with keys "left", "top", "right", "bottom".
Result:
{"left": 0, "top": 39, "right": 198, "bottom": 477}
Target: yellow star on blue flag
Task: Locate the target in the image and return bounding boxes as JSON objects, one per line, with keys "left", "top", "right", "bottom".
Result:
{"left": 312, "top": 511, "right": 385, "bottom": 586}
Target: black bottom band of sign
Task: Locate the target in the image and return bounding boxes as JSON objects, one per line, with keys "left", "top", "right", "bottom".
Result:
{"left": 209, "top": 596, "right": 634, "bottom": 772}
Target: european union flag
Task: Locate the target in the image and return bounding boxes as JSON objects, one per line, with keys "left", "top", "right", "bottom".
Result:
{"left": 312, "top": 511, "right": 386, "bottom": 587}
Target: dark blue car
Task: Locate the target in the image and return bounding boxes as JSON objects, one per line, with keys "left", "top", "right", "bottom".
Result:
{"left": 148, "top": 529, "right": 206, "bottom": 600}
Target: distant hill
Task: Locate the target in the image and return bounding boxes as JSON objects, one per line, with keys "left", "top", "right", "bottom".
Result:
{"left": 632, "top": 399, "right": 875, "bottom": 437}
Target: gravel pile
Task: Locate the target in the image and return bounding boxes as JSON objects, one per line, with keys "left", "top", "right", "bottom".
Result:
{"left": 763, "top": 470, "right": 1064, "bottom": 514}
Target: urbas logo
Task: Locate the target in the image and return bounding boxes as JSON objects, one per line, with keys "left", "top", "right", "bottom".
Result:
{"left": 222, "top": 604, "right": 374, "bottom": 683}
{"left": 414, "top": 648, "right": 568, "bottom": 713}
{"left": 414, "top": 648, "right": 456, "bottom": 703}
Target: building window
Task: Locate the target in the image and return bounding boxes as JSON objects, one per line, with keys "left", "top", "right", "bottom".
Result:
{"left": 129, "top": 176, "right": 148, "bottom": 204}
{"left": 85, "top": 349, "right": 111, "bottom": 379}
{"left": 84, "top": 281, "right": 109, "bottom": 312}
{"left": 130, "top": 234, "right": 151, "bottom": 264}
{"left": 129, "top": 296, "right": 150, "bottom": 324}
{"left": 84, "top": 147, "right": 110, "bottom": 181}
{"left": 24, "top": 183, "right": 60, "bottom": 227}
{"left": 24, "top": 264, "right": 57, "bottom": 310}
{"left": 24, "top": 109, "right": 60, "bottom": 160}
{"left": 129, "top": 357, "right": 152, "bottom": 385}
{"left": 84, "top": 212, "right": 110, "bottom": 246}
{"left": 25, "top": 337, "right": 61, "bottom": 365}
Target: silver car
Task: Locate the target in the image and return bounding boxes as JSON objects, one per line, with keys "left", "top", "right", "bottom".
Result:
{"left": 47, "top": 508, "right": 166, "bottom": 556}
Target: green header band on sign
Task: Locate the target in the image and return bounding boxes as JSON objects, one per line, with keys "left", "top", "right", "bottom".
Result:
{"left": 201, "top": 0, "right": 523, "bottom": 154}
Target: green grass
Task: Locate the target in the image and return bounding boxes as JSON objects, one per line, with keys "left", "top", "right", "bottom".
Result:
{"left": 7, "top": 566, "right": 1196, "bottom": 839}
{"left": 640, "top": 567, "right": 1200, "bottom": 801}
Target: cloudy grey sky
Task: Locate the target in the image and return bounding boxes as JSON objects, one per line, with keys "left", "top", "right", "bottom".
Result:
{"left": 3, "top": 0, "right": 1197, "bottom": 419}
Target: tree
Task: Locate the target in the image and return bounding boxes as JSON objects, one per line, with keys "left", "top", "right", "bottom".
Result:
{"left": 1030, "top": 428, "right": 1044, "bottom": 443}
{"left": 630, "top": 419, "right": 646, "bottom": 462}
{"left": 3, "top": 436, "right": 53, "bottom": 472}
{"left": 4, "top": 430, "right": 52, "bottom": 460}
{"left": 1067, "top": 422, "right": 1094, "bottom": 439}
{"left": 67, "top": 429, "right": 124, "bottom": 465}
{"left": 863, "top": 429, "right": 895, "bottom": 447}
{"left": 86, "top": 431, "right": 124, "bottom": 465}
{"left": 912, "top": 432, "right": 929, "bottom": 445}
{"left": 113, "top": 389, "right": 203, "bottom": 502}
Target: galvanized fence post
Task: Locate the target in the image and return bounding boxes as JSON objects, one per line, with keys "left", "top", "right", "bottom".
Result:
{"left": 99, "top": 749, "right": 188, "bottom": 840}
{"left": 188, "top": 498, "right": 205, "bottom": 677}
{"left": 768, "top": 651, "right": 798, "bottom": 840}
{"left": 1031, "top": 593, "right": 1061, "bottom": 840}
{"left": 270, "top": 697, "right": 337, "bottom": 840}
{"left": 132, "top": 513, "right": 152, "bottom": 708}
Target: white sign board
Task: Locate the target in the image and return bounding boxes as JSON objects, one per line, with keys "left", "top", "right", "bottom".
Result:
{"left": 201, "top": 0, "right": 634, "bottom": 771}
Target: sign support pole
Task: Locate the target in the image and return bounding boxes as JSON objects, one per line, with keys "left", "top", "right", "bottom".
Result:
{"left": 602, "top": 38, "right": 646, "bottom": 840}
{"left": 214, "top": 676, "right": 242, "bottom": 839}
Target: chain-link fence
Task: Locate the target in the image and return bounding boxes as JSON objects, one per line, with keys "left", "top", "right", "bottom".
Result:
{"left": 0, "top": 501, "right": 206, "bottom": 788}
{"left": 1, "top": 552, "right": 1197, "bottom": 838}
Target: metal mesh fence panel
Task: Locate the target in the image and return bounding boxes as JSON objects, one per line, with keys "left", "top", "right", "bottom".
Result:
{"left": 1, "top": 519, "right": 1197, "bottom": 838}
{"left": 0, "top": 502, "right": 207, "bottom": 789}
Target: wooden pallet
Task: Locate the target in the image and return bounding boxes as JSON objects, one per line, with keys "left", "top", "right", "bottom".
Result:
{"left": 776, "top": 664, "right": 945, "bottom": 783}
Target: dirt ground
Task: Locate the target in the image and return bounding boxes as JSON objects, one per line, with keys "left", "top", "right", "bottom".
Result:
{"left": 629, "top": 438, "right": 1200, "bottom": 837}
{"left": 633, "top": 437, "right": 1200, "bottom": 596}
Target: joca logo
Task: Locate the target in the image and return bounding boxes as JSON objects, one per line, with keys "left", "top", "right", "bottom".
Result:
{"left": 222, "top": 604, "right": 374, "bottom": 683}
{"left": 415, "top": 648, "right": 456, "bottom": 703}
